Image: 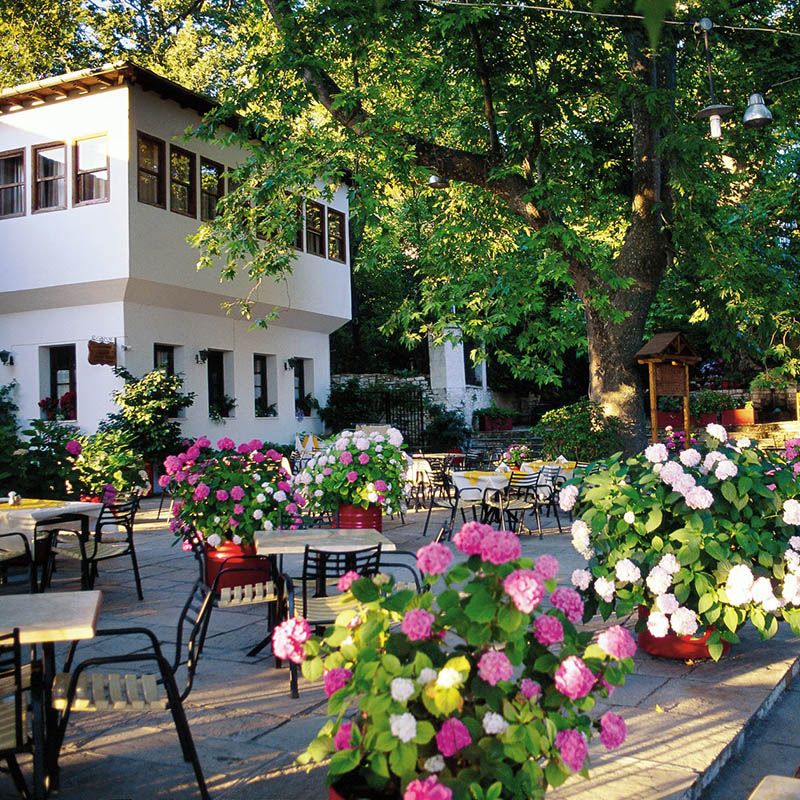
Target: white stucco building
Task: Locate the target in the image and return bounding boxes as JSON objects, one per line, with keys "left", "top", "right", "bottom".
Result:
{"left": 0, "top": 63, "right": 351, "bottom": 444}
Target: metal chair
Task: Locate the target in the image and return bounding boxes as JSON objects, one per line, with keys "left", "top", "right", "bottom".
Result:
{"left": 51, "top": 580, "right": 214, "bottom": 800}
{"left": 422, "top": 470, "right": 484, "bottom": 537}
{"left": 483, "top": 468, "right": 562, "bottom": 538}
{"left": 0, "top": 629, "right": 31, "bottom": 799}
{"left": 45, "top": 491, "right": 143, "bottom": 599}
{"left": 0, "top": 534, "right": 37, "bottom": 594}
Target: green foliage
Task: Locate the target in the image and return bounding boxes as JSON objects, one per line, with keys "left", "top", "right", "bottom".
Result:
{"left": 533, "top": 400, "right": 623, "bottom": 461}
{"left": 108, "top": 368, "right": 195, "bottom": 461}
{"left": 0, "top": 382, "right": 22, "bottom": 495}
{"left": 209, "top": 394, "right": 237, "bottom": 424}
{"left": 690, "top": 390, "right": 740, "bottom": 415}
{"left": 474, "top": 404, "right": 519, "bottom": 421}
{"left": 69, "top": 429, "right": 147, "bottom": 498}
{"left": 18, "top": 420, "right": 79, "bottom": 499}
{"left": 319, "top": 379, "right": 421, "bottom": 435}
{"left": 750, "top": 368, "right": 794, "bottom": 392}
{"left": 423, "top": 404, "right": 470, "bottom": 451}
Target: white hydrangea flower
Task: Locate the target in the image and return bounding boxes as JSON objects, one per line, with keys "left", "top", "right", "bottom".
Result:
{"left": 684, "top": 486, "right": 714, "bottom": 510}
{"left": 571, "top": 568, "right": 592, "bottom": 590}
{"left": 252, "top": 473, "right": 261, "bottom": 482}
{"left": 790, "top": 536, "right": 800, "bottom": 550}
{"left": 389, "top": 713, "right": 417, "bottom": 743}
{"left": 213, "top": 516, "right": 221, "bottom": 524}
{"left": 418, "top": 668, "right": 438, "bottom": 685}
{"left": 736, "top": 437, "right": 752, "bottom": 449}
{"left": 751, "top": 577, "right": 781, "bottom": 612}
{"left": 782, "top": 573, "right": 800, "bottom": 605}
{"left": 273, "top": 490, "right": 287, "bottom": 502}
{"left": 559, "top": 484, "right": 579, "bottom": 512}
{"left": 232, "top": 534, "right": 242, "bottom": 545}
{"left": 659, "top": 461, "right": 684, "bottom": 486}
{"left": 706, "top": 423, "right": 728, "bottom": 442}
{"left": 436, "top": 668, "right": 461, "bottom": 689}
{"left": 656, "top": 593, "right": 679, "bottom": 614}
{"left": 390, "top": 677, "right": 415, "bottom": 703}
{"left": 783, "top": 499, "right": 800, "bottom": 526}
{"left": 714, "top": 459, "right": 738, "bottom": 481}
{"left": 571, "top": 520, "right": 593, "bottom": 560}
{"left": 726, "top": 564, "right": 754, "bottom": 606}
{"left": 614, "top": 558, "right": 641, "bottom": 584}
{"left": 644, "top": 443, "right": 669, "bottom": 463}
{"left": 252, "top": 508, "right": 264, "bottom": 520}
{"left": 424, "top": 755, "right": 445, "bottom": 773}
{"left": 206, "top": 533, "right": 222, "bottom": 548}
{"left": 314, "top": 489, "right": 324, "bottom": 497}
{"left": 786, "top": 550, "right": 800, "bottom": 575}
{"left": 646, "top": 566, "right": 672, "bottom": 596}
{"left": 482, "top": 712, "right": 509, "bottom": 735}
{"left": 256, "top": 493, "right": 267, "bottom": 504}
{"left": 679, "top": 448, "right": 702, "bottom": 468}
{"left": 647, "top": 611, "right": 669, "bottom": 637}
{"left": 670, "top": 607, "right": 699, "bottom": 636}
{"left": 594, "top": 576, "right": 616, "bottom": 603}
{"left": 703, "top": 451, "right": 726, "bottom": 472}
{"left": 387, "top": 428, "right": 404, "bottom": 446}
{"left": 623, "top": 510, "right": 636, "bottom": 525}
{"left": 673, "top": 472, "right": 697, "bottom": 496}
{"left": 263, "top": 520, "right": 274, "bottom": 531}
{"left": 658, "top": 553, "right": 681, "bottom": 575}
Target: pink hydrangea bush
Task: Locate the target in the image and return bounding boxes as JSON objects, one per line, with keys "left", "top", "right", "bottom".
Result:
{"left": 287, "top": 520, "right": 635, "bottom": 798}
{"left": 162, "top": 438, "right": 304, "bottom": 546}
{"left": 566, "top": 425, "right": 800, "bottom": 660}
{"left": 293, "top": 427, "right": 408, "bottom": 517}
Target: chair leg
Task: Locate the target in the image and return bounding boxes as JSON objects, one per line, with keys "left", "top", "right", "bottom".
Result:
{"left": 290, "top": 661, "right": 299, "bottom": 699}
{"left": 129, "top": 543, "right": 144, "bottom": 601}
{"left": 422, "top": 502, "right": 435, "bottom": 537}
{"left": 6, "top": 754, "right": 30, "bottom": 800}
{"left": 551, "top": 503, "right": 563, "bottom": 534}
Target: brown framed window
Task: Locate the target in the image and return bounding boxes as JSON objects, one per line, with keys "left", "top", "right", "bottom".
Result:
{"left": 305, "top": 201, "right": 325, "bottom": 257}
{"left": 33, "top": 143, "right": 66, "bottom": 212}
{"left": 154, "top": 344, "right": 175, "bottom": 376}
{"left": 0, "top": 149, "right": 25, "bottom": 219}
{"left": 295, "top": 203, "right": 304, "bottom": 250}
{"left": 327, "top": 208, "right": 346, "bottom": 262}
{"left": 137, "top": 133, "right": 165, "bottom": 207}
{"left": 254, "top": 354, "right": 273, "bottom": 416}
{"left": 207, "top": 350, "right": 230, "bottom": 417}
{"left": 170, "top": 146, "right": 196, "bottom": 217}
{"left": 49, "top": 345, "right": 77, "bottom": 420}
{"left": 74, "top": 135, "right": 109, "bottom": 205}
{"left": 200, "top": 158, "right": 224, "bottom": 221}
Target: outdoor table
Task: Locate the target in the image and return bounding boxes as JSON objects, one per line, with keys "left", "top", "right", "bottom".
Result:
{"left": 0, "top": 499, "right": 103, "bottom": 543}
{"left": 450, "top": 470, "right": 509, "bottom": 494}
{"left": 255, "top": 528, "right": 396, "bottom": 555}
{"left": 0, "top": 590, "right": 102, "bottom": 799}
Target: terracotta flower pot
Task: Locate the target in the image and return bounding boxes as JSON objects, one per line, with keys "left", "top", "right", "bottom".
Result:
{"left": 721, "top": 408, "right": 754, "bottom": 426}
{"left": 337, "top": 504, "right": 382, "bottom": 532}
{"left": 637, "top": 607, "right": 730, "bottom": 660}
{"left": 204, "top": 540, "right": 270, "bottom": 591}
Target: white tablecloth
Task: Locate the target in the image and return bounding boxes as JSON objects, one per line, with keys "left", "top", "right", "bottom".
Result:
{"left": 0, "top": 501, "right": 102, "bottom": 543}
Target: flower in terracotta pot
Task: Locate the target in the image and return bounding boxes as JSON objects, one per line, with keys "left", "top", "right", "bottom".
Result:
{"left": 294, "top": 428, "right": 408, "bottom": 517}
{"left": 562, "top": 424, "right": 800, "bottom": 660}
{"left": 500, "top": 443, "right": 535, "bottom": 469}
{"left": 161, "top": 436, "right": 305, "bottom": 546}
{"left": 277, "top": 521, "right": 636, "bottom": 799}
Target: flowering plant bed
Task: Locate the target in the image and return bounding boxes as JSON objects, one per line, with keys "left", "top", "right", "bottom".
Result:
{"left": 294, "top": 428, "right": 408, "bottom": 516}
{"left": 161, "top": 436, "right": 306, "bottom": 546}
{"left": 277, "top": 521, "right": 635, "bottom": 799}
{"left": 561, "top": 424, "right": 800, "bottom": 661}
{"left": 501, "top": 443, "right": 536, "bottom": 468}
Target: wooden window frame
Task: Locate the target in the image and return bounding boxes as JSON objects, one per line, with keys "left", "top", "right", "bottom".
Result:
{"left": 153, "top": 343, "right": 175, "bottom": 376}
{"left": 137, "top": 132, "right": 166, "bottom": 208}
{"left": 305, "top": 201, "right": 326, "bottom": 258}
{"left": 49, "top": 344, "right": 77, "bottom": 421}
{"left": 327, "top": 208, "right": 347, "bottom": 263}
{"left": 200, "top": 157, "right": 224, "bottom": 221}
{"left": 295, "top": 203, "right": 304, "bottom": 250}
{"left": 32, "top": 141, "right": 67, "bottom": 214}
{"left": 253, "top": 354, "right": 269, "bottom": 417}
{"left": 207, "top": 350, "right": 228, "bottom": 418}
{"left": 73, "top": 134, "right": 110, "bottom": 207}
{"left": 170, "top": 145, "right": 197, "bottom": 218}
{"left": 0, "top": 148, "right": 25, "bottom": 220}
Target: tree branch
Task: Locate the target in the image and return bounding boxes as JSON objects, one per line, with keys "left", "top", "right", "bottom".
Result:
{"left": 468, "top": 22, "right": 501, "bottom": 156}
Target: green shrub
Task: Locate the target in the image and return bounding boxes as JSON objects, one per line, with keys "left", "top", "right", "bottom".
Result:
{"left": 69, "top": 429, "right": 147, "bottom": 498}
{"left": 473, "top": 403, "right": 519, "bottom": 420}
{"left": 0, "top": 382, "right": 22, "bottom": 495}
{"left": 532, "top": 399, "right": 623, "bottom": 461}
{"left": 19, "top": 419, "right": 79, "bottom": 499}
{"left": 424, "top": 404, "right": 470, "bottom": 451}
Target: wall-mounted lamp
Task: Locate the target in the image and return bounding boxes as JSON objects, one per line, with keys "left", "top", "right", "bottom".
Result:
{"left": 0, "top": 350, "right": 14, "bottom": 366}
{"left": 195, "top": 349, "right": 209, "bottom": 365}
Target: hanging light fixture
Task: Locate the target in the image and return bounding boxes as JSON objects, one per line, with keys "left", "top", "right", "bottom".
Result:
{"left": 428, "top": 174, "right": 450, "bottom": 189}
{"left": 742, "top": 93, "right": 773, "bottom": 128}
{"left": 694, "top": 18, "right": 733, "bottom": 139}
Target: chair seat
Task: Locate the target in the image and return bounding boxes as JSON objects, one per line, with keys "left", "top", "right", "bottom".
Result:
{"left": 0, "top": 548, "right": 28, "bottom": 562}
{"left": 52, "top": 671, "right": 166, "bottom": 712}
{"left": 54, "top": 541, "right": 131, "bottom": 561}
{"left": 0, "top": 699, "right": 24, "bottom": 750}
{"left": 217, "top": 581, "right": 278, "bottom": 608}
{"left": 295, "top": 593, "right": 359, "bottom": 621}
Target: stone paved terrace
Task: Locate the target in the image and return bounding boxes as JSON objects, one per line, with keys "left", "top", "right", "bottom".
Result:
{"left": 2, "top": 501, "right": 799, "bottom": 800}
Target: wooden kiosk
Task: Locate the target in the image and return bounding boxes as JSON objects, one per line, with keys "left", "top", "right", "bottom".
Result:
{"left": 636, "top": 333, "right": 701, "bottom": 447}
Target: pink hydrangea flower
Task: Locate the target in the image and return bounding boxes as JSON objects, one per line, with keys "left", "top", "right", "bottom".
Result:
{"left": 534, "top": 614, "right": 564, "bottom": 646}
{"left": 550, "top": 587, "right": 584, "bottom": 623}
{"left": 323, "top": 667, "right": 352, "bottom": 697}
{"left": 480, "top": 529, "right": 522, "bottom": 565}
{"left": 66, "top": 439, "right": 82, "bottom": 456}
{"left": 435, "top": 718, "right": 471, "bottom": 757}
{"left": 374, "top": 480, "right": 387, "bottom": 492}
{"left": 195, "top": 436, "right": 211, "bottom": 449}
{"left": 248, "top": 439, "right": 263, "bottom": 451}
{"left": 187, "top": 474, "right": 199, "bottom": 486}
{"left": 340, "top": 451, "right": 354, "bottom": 465}
{"left": 416, "top": 542, "right": 453, "bottom": 575}
{"left": 401, "top": 609, "right": 434, "bottom": 641}
{"left": 337, "top": 571, "right": 360, "bottom": 592}
{"left": 534, "top": 554, "right": 559, "bottom": 581}
{"left": 597, "top": 625, "right": 637, "bottom": 660}
{"left": 285, "top": 503, "right": 298, "bottom": 515}
{"left": 554, "top": 655, "right": 596, "bottom": 700}
{"left": 192, "top": 483, "right": 210, "bottom": 502}
{"left": 404, "top": 776, "right": 452, "bottom": 800}
{"left": 217, "top": 437, "right": 235, "bottom": 451}
{"left": 358, "top": 452, "right": 370, "bottom": 465}
{"left": 215, "top": 489, "right": 229, "bottom": 502}
{"left": 272, "top": 618, "right": 311, "bottom": 664}
{"left": 233, "top": 504, "right": 244, "bottom": 515}
{"left": 230, "top": 485, "right": 245, "bottom": 501}
{"left": 237, "top": 442, "right": 252, "bottom": 454}
{"left": 164, "top": 455, "right": 181, "bottom": 473}
{"left": 477, "top": 650, "right": 513, "bottom": 686}
{"left": 520, "top": 678, "right": 541, "bottom": 699}
{"left": 599, "top": 711, "right": 627, "bottom": 749}
{"left": 228, "top": 517, "right": 239, "bottom": 527}
{"left": 186, "top": 445, "right": 201, "bottom": 460}
{"left": 333, "top": 721, "right": 354, "bottom": 751}
{"left": 323, "top": 467, "right": 333, "bottom": 476}
{"left": 265, "top": 448, "right": 281, "bottom": 461}
{"left": 278, "top": 481, "right": 292, "bottom": 493}
{"left": 555, "top": 728, "right": 588, "bottom": 772}
{"left": 453, "top": 521, "right": 492, "bottom": 556}
{"left": 252, "top": 451, "right": 266, "bottom": 464}
{"left": 346, "top": 470, "right": 359, "bottom": 483}
{"left": 503, "top": 569, "right": 544, "bottom": 613}
{"left": 158, "top": 474, "right": 171, "bottom": 488}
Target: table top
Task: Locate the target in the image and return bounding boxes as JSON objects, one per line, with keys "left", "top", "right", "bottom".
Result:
{"left": 451, "top": 470, "right": 509, "bottom": 490}
{"left": 0, "top": 500, "right": 103, "bottom": 538}
{"left": 0, "top": 590, "right": 102, "bottom": 645}
{"left": 255, "top": 528, "right": 397, "bottom": 554}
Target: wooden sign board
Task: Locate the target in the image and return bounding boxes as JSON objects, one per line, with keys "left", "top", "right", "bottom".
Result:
{"left": 88, "top": 340, "right": 116, "bottom": 366}
{"left": 655, "top": 363, "right": 685, "bottom": 396}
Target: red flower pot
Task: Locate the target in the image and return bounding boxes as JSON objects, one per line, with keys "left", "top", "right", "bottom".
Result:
{"left": 698, "top": 412, "right": 718, "bottom": 426}
{"left": 204, "top": 541, "right": 270, "bottom": 591}
{"left": 330, "top": 788, "right": 346, "bottom": 800}
{"left": 657, "top": 411, "right": 683, "bottom": 429}
{"left": 721, "top": 408, "right": 754, "bottom": 426}
{"left": 637, "top": 607, "right": 730, "bottom": 660}
{"left": 337, "top": 504, "right": 382, "bottom": 532}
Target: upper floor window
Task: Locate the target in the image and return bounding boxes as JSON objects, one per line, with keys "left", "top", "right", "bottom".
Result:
{"left": 74, "top": 135, "right": 109, "bottom": 205}
{"left": 154, "top": 343, "right": 175, "bottom": 376}
{"left": 33, "top": 143, "right": 66, "bottom": 212}
{"left": 293, "top": 201, "right": 304, "bottom": 250}
{"left": 170, "top": 146, "right": 196, "bottom": 217}
{"left": 0, "top": 150, "right": 24, "bottom": 219}
{"left": 200, "top": 158, "right": 224, "bottom": 221}
{"left": 327, "top": 208, "right": 346, "bottom": 262}
{"left": 305, "top": 201, "right": 325, "bottom": 257}
{"left": 137, "top": 133, "right": 165, "bottom": 207}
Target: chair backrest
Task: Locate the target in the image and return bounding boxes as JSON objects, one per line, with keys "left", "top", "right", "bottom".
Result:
{"left": 301, "top": 545, "right": 382, "bottom": 601}
{"left": 539, "top": 465, "right": 562, "bottom": 486}
{"left": 508, "top": 470, "right": 543, "bottom": 489}
{"left": 96, "top": 490, "right": 140, "bottom": 531}
{"left": 173, "top": 580, "right": 215, "bottom": 700}
{"left": 0, "top": 629, "right": 27, "bottom": 753}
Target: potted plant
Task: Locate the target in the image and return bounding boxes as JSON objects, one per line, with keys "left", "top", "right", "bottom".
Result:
{"left": 721, "top": 399, "right": 755, "bottom": 427}
{"left": 161, "top": 436, "right": 306, "bottom": 589}
{"left": 276, "top": 521, "right": 636, "bottom": 799}
{"left": 293, "top": 428, "right": 408, "bottom": 532}
{"left": 474, "top": 404, "right": 517, "bottom": 432}
{"left": 423, "top": 404, "right": 470, "bottom": 452}
{"left": 501, "top": 443, "right": 535, "bottom": 469}
{"left": 656, "top": 396, "right": 683, "bottom": 429}
{"left": 560, "top": 424, "right": 800, "bottom": 661}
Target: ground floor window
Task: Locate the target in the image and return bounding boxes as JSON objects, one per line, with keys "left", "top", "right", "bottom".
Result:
{"left": 154, "top": 343, "right": 175, "bottom": 375}
{"left": 44, "top": 344, "right": 77, "bottom": 420}
{"left": 207, "top": 350, "right": 234, "bottom": 419}
{"left": 254, "top": 354, "right": 277, "bottom": 417}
